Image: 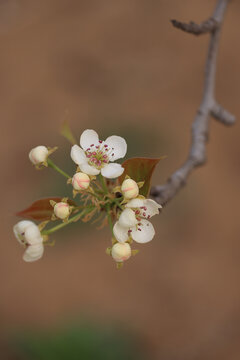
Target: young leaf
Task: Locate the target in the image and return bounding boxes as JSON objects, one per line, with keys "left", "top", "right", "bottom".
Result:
{"left": 119, "top": 157, "right": 166, "bottom": 197}
{"left": 60, "top": 119, "right": 77, "bottom": 145}
{"left": 16, "top": 197, "right": 76, "bottom": 221}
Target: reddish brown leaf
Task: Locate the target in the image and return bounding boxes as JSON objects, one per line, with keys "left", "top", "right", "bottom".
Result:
{"left": 16, "top": 197, "right": 76, "bottom": 221}
{"left": 119, "top": 157, "right": 166, "bottom": 197}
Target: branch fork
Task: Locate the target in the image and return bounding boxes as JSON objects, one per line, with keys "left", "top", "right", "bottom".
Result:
{"left": 151, "top": 0, "right": 235, "bottom": 206}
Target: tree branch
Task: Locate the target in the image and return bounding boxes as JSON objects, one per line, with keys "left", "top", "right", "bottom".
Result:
{"left": 171, "top": 18, "right": 219, "bottom": 36}
{"left": 151, "top": 0, "right": 235, "bottom": 206}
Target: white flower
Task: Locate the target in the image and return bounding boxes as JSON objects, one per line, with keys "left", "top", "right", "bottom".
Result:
{"left": 13, "top": 220, "right": 44, "bottom": 262}
{"left": 70, "top": 129, "right": 127, "bottom": 179}
{"left": 113, "top": 199, "right": 162, "bottom": 244}
{"left": 29, "top": 146, "right": 48, "bottom": 165}
{"left": 54, "top": 202, "right": 70, "bottom": 220}
{"left": 121, "top": 179, "right": 139, "bottom": 199}
{"left": 72, "top": 172, "right": 90, "bottom": 190}
{"left": 111, "top": 242, "right": 131, "bottom": 262}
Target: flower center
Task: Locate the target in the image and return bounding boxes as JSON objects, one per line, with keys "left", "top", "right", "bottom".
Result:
{"left": 85, "top": 141, "right": 115, "bottom": 169}
{"left": 134, "top": 207, "right": 150, "bottom": 220}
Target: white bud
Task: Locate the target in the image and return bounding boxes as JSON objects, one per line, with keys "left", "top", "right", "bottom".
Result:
{"left": 121, "top": 179, "right": 139, "bottom": 199}
{"left": 72, "top": 172, "right": 90, "bottom": 190}
{"left": 29, "top": 146, "right": 48, "bottom": 165}
{"left": 54, "top": 202, "right": 70, "bottom": 219}
{"left": 112, "top": 242, "right": 131, "bottom": 262}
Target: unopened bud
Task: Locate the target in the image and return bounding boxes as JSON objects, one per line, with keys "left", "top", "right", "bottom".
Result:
{"left": 72, "top": 172, "right": 90, "bottom": 190}
{"left": 121, "top": 179, "right": 139, "bottom": 199}
{"left": 112, "top": 242, "right": 131, "bottom": 262}
{"left": 54, "top": 202, "right": 70, "bottom": 220}
{"left": 29, "top": 146, "right": 48, "bottom": 165}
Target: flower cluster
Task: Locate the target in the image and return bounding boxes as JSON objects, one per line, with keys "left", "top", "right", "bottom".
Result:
{"left": 108, "top": 178, "right": 161, "bottom": 267}
{"left": 14, "top": 128, "right": 162, "bottom": 267}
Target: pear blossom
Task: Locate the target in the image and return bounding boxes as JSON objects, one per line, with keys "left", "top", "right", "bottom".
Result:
{"left": 121, "top": 179, "right": 139, "bottom": 199}
{"left": 71, "top": 129, "right": 127, "bottom": 179}
{"left": 29, "top": 146, "right": 48, "bottom": 165}
{"left": 111, "top": 242, "right": 131, "bottom": 262}
{"left": 72, "top": 172, "right": 90, "bottom": 190}
{"left": 54, "top": 202, "right": 71, "bottom": 220}
{"left": 113, "top": 199, "right": 162, "bottom": 244}
{"left": 13, "top": 220, "right": 44, "bottom": 262}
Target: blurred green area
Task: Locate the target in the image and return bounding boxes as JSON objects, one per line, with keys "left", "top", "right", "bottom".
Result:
{"left": 12, "top": 321, "right": 146, "bottom": 360}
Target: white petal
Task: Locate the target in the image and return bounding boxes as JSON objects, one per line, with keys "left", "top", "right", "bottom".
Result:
{"left": 80, "top": 129, "right": 99, "bottom": 150}
{"left": 131, "top": 219, "right": 155, "bottom": 243}
{"left": 79, "top": 163, "right": 100, "bottom": 175}
{"left": 23, "top": 244, "right": 44, "bottom": 262}
{"left": 13, "top": 220, "right": 33, "bottom": 238}
{"left": 101, "top": 163, "right": 124, "bottom": 179}
{"left": 70, "top": 145, "right": 87, "bottom": 165}
{"left": 144, "top": 199, "right": 162, "bottom": 218}
{"left": 13, "top": 221, "right": 36, "bottom": 244}
{"left": 105, "top": 135, "right": 127, "bottom": 161}
{"left": 113, "top": 221, "right": 129, "bottom": 243}
{"left": 119, "top": 208, "right": 138, "bottom": 228}
{"left": 24, "top": 225, "right": 42, "bottom": 245}
{"left": 126, "top": 198, "right": 145, "bottom": 209}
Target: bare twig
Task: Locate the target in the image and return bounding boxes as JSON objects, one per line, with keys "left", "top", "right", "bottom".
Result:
{"left": 171, "top": 18, "right": 219, "bottom": 36}
{"left": 151, "top": 0, "right": 235, "bottom": 206}
{"left": 211, "top": 101, "right": 236, "bottom": 125}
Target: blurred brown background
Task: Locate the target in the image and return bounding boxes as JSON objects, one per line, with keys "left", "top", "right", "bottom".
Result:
{"left": 1, "top": 0, "right": 240, "bottom": 359}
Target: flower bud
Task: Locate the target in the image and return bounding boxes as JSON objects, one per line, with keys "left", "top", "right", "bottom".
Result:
{"left": 121, "top": 179, "right": 139, "bottom": 199}
{"left": 54, "top": 202, "right": 70, "bottom": 220}
{"left": 111, "top": 242, "right": 131, "bottom": 262}
{"left": 29, "top": 146, "right": 48, "bottom": 165}
{"left": 72, "top": 172, "right": 90, "bottom": 190}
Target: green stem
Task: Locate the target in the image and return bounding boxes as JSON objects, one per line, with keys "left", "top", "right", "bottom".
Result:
{"left": 47, "top": 158, "right": 71, "bottom": 179}
{"left": 99, "top": 173, "right": 108, "bottom": 194}
{"left": 42, "top": 207, "right": 93, "bottom": 235}
{"left": 98, "top": 174, "right": 114, "bottom": 235}
{"left": 86, "top": 190, "right": 101, "bottom": 200}
{"left": 106, "top": 203, "right": 114, "bottom": 236}
{"left": 112, "top": 198, "right": 124, "bottom": 210}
